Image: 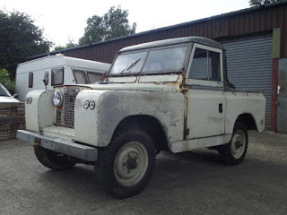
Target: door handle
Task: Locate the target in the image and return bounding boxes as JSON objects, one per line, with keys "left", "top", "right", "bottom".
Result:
{"left": 219, "top": 103, "right": 223, "bottom": 113}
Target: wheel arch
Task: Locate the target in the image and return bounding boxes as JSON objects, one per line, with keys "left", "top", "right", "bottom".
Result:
{"left": 235, "top": 113, "right": 257, "bottom": 131}
{"left": 112, "top": 115, "right": 170, "bottom": 151}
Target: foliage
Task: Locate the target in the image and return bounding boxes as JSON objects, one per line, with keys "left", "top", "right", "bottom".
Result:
{"left": 0, "top": 69, "right": 15, "bottom": 94}
{"left": 53, "top": 38, "right": 78, "bottom": 52}
{"left": 249, "top": 0, "right": 283, "bottom": 6}
{"left": 0, "top": 10, "right": 52, "bottom": 79}
{"left": 79, "top": 6, "right": 136, "bottom": 45}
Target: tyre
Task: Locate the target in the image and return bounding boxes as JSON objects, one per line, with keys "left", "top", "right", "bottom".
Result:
{"left": 95, "top": 129, "right": 156, "bottom": 199}
{"left": 34, "top": 146, "right": 76, "bottom": 170}
{"left": 218, "top": 122, "right": 248, "bottom": 165}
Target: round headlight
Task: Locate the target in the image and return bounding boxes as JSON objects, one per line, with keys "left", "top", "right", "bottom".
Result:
{"left": 52, "top": 90, "right": 63, "bottom": 107}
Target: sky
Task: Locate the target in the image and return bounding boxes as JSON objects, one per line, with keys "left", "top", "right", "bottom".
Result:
{"left": 0, "top": 0, "right": 250, "bottom": 47}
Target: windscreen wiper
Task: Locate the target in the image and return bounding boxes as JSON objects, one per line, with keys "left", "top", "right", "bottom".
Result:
{"left": 121, "top": 58, "right": 141, "bottom": 74}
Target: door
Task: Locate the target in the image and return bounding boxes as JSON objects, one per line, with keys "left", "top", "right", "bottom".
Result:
{"left": 277, "top": 59, "right": 287, "bottom": 132}
{"left": 185, "top": 44, "right": 225, "bottom": 139}
{"left": 186, "top": 90, "right": 225, "bottom": 138}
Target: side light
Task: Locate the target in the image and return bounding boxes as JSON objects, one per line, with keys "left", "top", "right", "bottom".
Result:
{"left": 90, "top": 101, "right": 95, "bottom": 110}
{"left": 83, "top": 100, "right": 90, "bottom": 109}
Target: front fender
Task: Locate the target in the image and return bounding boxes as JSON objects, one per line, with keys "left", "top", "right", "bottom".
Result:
{"left": 74, "top": 90, "right": 184, "bottom": 147}
{"left": 25, "top": 90, "right": 54, "bottom": 132}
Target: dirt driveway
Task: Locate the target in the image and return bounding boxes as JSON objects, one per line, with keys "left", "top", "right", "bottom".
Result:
{"left": 0, "top": 131, "right": 286, "bottom": 215}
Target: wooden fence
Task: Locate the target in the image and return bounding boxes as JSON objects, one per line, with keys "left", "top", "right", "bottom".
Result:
{"left": 0, "top": 102, "right": 25, "bottom": 140}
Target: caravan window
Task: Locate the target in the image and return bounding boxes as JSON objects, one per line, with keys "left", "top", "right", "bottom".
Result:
{"left": 73, "top": 70, "right": 88, "bottom": 84}
{"left": 28, "top": 72, "right": 33, "bottom": 88}
{"left": 51, "top": 68, "right": 64, "bottom": 86}
{"left": 87, "top": 72, "right": 102, "bottom": 83}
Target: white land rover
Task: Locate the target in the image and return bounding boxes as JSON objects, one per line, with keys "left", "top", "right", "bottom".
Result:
{"left": 17, "top": 37, "right": 265, "bottom": 198}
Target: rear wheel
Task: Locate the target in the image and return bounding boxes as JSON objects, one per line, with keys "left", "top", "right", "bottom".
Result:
{"left": 34, "top": 146, "right": 76, "bottom": 170}
{"left": 95, "top": 129, "right": 156, "bottom": 199}
{"left": 218, "top": 122, "right": 248, "bottom": 165}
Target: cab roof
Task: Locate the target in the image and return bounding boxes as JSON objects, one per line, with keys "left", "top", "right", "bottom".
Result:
{"left": 119, "top": 36, "right": 224, "bottom": 52}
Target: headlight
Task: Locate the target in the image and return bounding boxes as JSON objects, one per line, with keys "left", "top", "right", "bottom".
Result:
{"left": 52, "top": 90, "right": 63, "bottom": 107}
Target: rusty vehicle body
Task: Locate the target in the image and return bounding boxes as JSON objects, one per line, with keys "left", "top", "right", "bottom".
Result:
{"left": 17, "top": 37, "right": 265, "bottom": 198}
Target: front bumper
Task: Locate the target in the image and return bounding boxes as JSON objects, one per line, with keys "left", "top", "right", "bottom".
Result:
{"left": 17, "top": 130, "right": 98, "bottom": 161}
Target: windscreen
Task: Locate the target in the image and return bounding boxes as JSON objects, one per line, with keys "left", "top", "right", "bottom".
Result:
{"left": 109, "top": 45, "right": 188, "bottom": 76}
{"left": 0, "top": 84, "right": 10, "bottom": 96}
{"left": 110, "top": 52, "right": 147, "bottom": 75}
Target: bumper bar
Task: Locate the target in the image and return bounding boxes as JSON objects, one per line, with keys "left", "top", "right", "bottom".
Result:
{"left": 17, "top": 130, "right": 98, "bottom": 161}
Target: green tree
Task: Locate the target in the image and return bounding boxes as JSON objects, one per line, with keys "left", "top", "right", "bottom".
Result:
{"left": 249, "top": 0, "right": 283, "bottom": 6}
{"left": 79, "top": 6, "right": 136, "bottom": 45}
{"left": 0, "top": 10, "right": 52, "bottom": 79}
{"left": 53, "top": 38, "right": 78, "bottom": 52}
{"left": 0, "top": 69, "right": 15, "bottom": 93}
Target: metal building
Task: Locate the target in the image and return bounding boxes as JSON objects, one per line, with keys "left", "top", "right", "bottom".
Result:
{"left": 30, "top": 1, "right": 287, "bottom": 132}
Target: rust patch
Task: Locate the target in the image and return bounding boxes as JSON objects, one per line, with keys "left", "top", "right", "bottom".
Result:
{"left": 178, "top": 70, "right": 189, "bottom": 140}
{"left": 33, "top": 137, "right": 41, "bottom": 146}
{"left": 183, "top": 92, "right": 188, "bottom": 140}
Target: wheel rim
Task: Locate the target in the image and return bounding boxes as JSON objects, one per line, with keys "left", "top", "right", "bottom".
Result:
{"left": 231, "top": 130, "right": 246, "bottom": 159}
{"left": 114, "top": 141, "right": 148, "bottom": 187}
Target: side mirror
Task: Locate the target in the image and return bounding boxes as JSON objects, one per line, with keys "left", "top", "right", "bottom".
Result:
{"left": 43, "top": 71, "right": 49, "bottom": 86}
{"left": 13, "top": 94, "right": 18, "bottom": 98}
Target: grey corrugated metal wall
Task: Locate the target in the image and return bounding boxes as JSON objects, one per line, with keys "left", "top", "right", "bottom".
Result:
{"left": 221, "top": 34, "right": 273, "bottom": 129}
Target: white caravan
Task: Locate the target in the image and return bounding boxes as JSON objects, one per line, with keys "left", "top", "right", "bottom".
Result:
{"left": 15, "top": 54, "right": 110, "bottom": 101}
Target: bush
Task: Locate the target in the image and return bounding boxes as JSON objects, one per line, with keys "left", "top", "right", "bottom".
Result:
{"left": 0, "top": 69, "right": 15, "bottom": 94}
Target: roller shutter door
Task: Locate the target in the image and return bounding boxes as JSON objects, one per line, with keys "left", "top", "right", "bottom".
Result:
{"left": 220, "top": 34, "right": 273, "bottom": 129}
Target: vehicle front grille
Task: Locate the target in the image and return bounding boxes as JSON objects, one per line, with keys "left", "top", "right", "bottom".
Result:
{"left": 56, "top": 87, "right": 80, "bottom": 128}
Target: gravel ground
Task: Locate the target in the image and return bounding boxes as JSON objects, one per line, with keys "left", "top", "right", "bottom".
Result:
{"left": 0, "top": 131, "right": 286, "bottom": 215}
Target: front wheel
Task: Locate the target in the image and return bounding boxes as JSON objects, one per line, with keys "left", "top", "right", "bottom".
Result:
{"left": 218, "top": 122, "right": 248, "bottom": 165}
{"left": 95, "top": 129, "right": 156, "bottom": 199}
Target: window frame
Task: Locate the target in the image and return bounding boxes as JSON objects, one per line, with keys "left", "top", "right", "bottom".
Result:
{"left": 109, "top": 43, "right": 191, "bottom": 76}
{"left": 109, "top": 50, "right": 148, "bottom": 75}
{"left": 73, "top": 69, "right": 88, "bottom": 84}
{"left": 185, "top": 43, "right": 224, "bottom": 88}
{"left": 87, "top": 71, "right": 103, "bottom": 83}
{"left": 141, "top": 44, "right": 190, "bottom": 74}
{"left": 28, "top": 72, "right": 33, "bottom": 88}
{"left": 51, "top": 67, "right": 64, "bottom": 86}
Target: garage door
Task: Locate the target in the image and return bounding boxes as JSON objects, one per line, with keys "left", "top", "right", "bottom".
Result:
{"left": 220, "top": 34, "right": 273, "bottom": 129}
